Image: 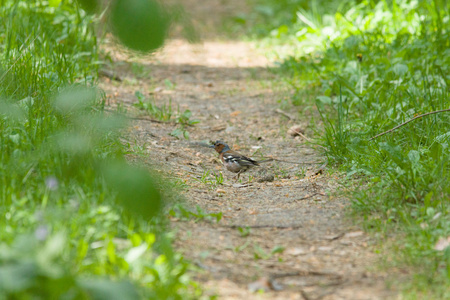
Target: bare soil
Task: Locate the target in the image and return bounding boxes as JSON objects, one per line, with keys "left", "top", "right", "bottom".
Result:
{"left": 99, "top": 2, "right": 396, "bottom": 299}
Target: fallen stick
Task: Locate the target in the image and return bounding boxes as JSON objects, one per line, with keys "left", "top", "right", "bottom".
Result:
{"left": 99, "top": 69, "right": 122, "bottom": 82}
{"left": 369, "top": 109, "right": 450, "bottom": 141}
{"left": 225, "top": 224, "right": 303, "bottom": 229}
{"left": 274, "top": 108, "right": 296, "bottom": 120}
{"left": 294, "top": 193, "right": 319, "bottom": 201}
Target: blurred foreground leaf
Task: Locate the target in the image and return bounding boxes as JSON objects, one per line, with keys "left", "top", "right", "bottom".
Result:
{"left": 54, "top": 86, "right": 98, "bottom": 114}
{"left": 79, "top": 279, "right": 140, "bottom": 300}
{"left": 102, "top": 161, "right": 162, "bottom": 219}
{"left": 77, "top": 0, "right": 99, "bottom": 14}
{"left": 110, "top": 0, "right": 169, "bottom": 53}
{"left": 0, "top": 233, "right": 140, "bottom": 298}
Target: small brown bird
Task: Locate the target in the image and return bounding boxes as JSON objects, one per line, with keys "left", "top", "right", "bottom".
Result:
{"left": 210, "top": 140, "right": 272, "bottom": 180}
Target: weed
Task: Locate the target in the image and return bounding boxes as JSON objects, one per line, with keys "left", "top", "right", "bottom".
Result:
{"left": 164, "top": 78, "right": 176, "bottom": 90}
{"left": 171, "top": 109, "right": 200, "bottom": 139}
{"left": 195, "top": 170, "right": 224, "bottom": 189}
{"left": 169, "top": 204, "right": 223, "bottom": 223}
{"left": 237, "top": 226, "right": 251, "bottom": 237}
{"left": 262, "top": 0, "right": 450, "bottom": 296}
{"left": 233, "top": 241, "right": 250, "bottom": 253}
{"left": 131, "top": 62, "right": 150, "bottom": 78}
{"left": 253, "top": 244, "right": 285, "bottom": 260}
{"left": 273, "top": 163, "right": 290, "bottom": 179}
{"left": 134, "top": 91, "right": 199, "bottom": 139}
{"left": 0, "top": 1, "right": 199, "bottom": 298}
{"left": 134, "top": 90, "right": 173, "bottom": 121}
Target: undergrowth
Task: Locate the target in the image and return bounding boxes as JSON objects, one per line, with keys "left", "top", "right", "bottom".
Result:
{"left": 134, "top": 91, "right": 199, "bottom": 139}
{"left": 250, "top": 0, "right": 450, "bottom": 298}
{"left": 0, "top": 1, "right": 200, "bottom": 298}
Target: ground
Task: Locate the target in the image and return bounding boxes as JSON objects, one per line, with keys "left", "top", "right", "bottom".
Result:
{"left": 99, "top": 1, "right": 397, "bottom": 299}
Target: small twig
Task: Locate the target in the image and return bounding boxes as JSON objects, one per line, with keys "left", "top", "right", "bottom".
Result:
{"left": 271, "top": 270, "right": 342, "bottom": 279}
{"left": 369, "top": 109, "right": 450, "bottom": 141}
{"left": 294, "top": 193, "right": 319, "bottom": 201}
{"left": 287, "top": 128, "right": 328, "bottom": 151}
{"left": 268, "top": 157, "right": 324, "bottom": 165}
{"left": 297, "top": 131, "right": 315, "bottom": 143}
{"left": 99, "top": 69, "right": 122, "bottom": 82}
{"left": 274, "top": 108, "right": 296, "bottom": 120}
{"left": 289, "top": 127, "right": 314, "bottom": 143}
{"left": 225, "top": 224, "right": 303, "bottom": 229}
{"left": 131, "top": 116, "right": 165, "bottom": 123}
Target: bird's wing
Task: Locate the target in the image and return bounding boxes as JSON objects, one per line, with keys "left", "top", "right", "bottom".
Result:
{"left": 223, "top": 152, "right": 259, "bottom": 166}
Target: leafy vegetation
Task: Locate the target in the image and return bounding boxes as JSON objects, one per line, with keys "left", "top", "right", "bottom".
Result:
{"left": 3, "top": 0, "right": 449, "bottom": 297}
{"left": 195, "top": 170, "right": 225, "bottom": 190}
{"left": 0, "top": 0, "right": 200, "bottom": 298}
{"left": 135, "top": 91, "right": 174, "bottom": 122}
{"left": 250, "top": 0, "right": 450, "bottom": 297}
{"left": 169, "top": 204, "right": 223, "bottom": 223}
{"left": 134, "top": 90, "right": 199, "bottom": 139}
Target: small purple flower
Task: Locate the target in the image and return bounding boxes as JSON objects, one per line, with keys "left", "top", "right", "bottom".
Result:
{"left": 45, "top": 176, "right": 59, "bottom": 191}
{"left": 35, "top": 225, "right": 49, "bottom": 241}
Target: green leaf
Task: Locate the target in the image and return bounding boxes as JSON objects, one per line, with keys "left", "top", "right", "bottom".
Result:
{"left": 407, "top": 150, "right": 420, "bottom": 164}
{"left": 77, "top": 0, "right": 99, "bottom": 14}
{"left": 435, "top": 131, "right": 450, "bottom": 143}
{"left": 271, "top": 246, "right": 285, "bottom": 255}
{"left": 170, "top": 128, "right": 183, "bottom": 138}
{"left": 49, "top": 0, "right": 62, "bottom": 7}
{"left": 393, "top": 63, "right": 408, "bottom": 77}
{"left": 135, "top": 90, "right": 145, "bottom": 101}
{"left": 54, "top": 87, "right": 97, "bottom": 114}
{"left": 107, "top": 239, "right": 116, "bottom": 264}
{"left": 79, "top": 279, "right": 139, "bottom": 300}
{"left": 9, "top": 134, "right": 20, "bottom": 145}
{"left": 125, "top": 243, "right": 148, "bottom": 264}
{"left": 110, "top": 0, "right": 169, "bottom": 53}
{"left": 0, "top": 262, "right": 36, "bottom": 292}
{"left": 102, "top": 161, "right": 162, "bottom": 219}
{"left": 316, "top": 96, "right": 332, "bottom": 104}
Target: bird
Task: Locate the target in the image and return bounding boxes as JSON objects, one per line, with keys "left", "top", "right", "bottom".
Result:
{"left": 210, "top": 140, "right": 272, "bottom": 180}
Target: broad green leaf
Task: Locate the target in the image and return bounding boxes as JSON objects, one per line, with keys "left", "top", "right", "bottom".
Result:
{"left": 110, "top": 0, "right": 169, "bottom": 52}
{"left": 393, "top": 63, "right": 408, "bottom": 77}
{"left": 102, "top": 161, "right": 162, "bottom": 219}
{"left": 407, "top": 150, "right": 420, "bottom": 164}
{"left": 79, "top": 279, "right": 139, "bottom": 300}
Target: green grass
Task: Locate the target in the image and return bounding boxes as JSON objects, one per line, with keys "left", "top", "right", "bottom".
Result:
{"left": 134, "top": 91, "right": 174, "bottom": 122}
{"left": 134, "top": 90, "right": 199, "bottom": 139}
{"left": 225, "top": 0, "right": 348, "bottom": 38}
{"left": 195, "top": 170, "right": 225, "bottom": 190}
{"left": 253, "top": 0, "right": 450, "bottom": 298}
{"left": 0, "top": 1, "right": 201, "bottom": 298}
{"left": 169, "top": 204, "right": 223, "bottom": 223}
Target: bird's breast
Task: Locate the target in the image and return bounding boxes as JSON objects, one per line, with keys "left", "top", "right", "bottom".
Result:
{"left": 224, "top": 160, "right": 246, "bottom": 173}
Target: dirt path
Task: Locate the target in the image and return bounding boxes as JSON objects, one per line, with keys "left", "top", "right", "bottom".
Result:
{"left": 99, "top": 3, "right": 395, "bottom": 299}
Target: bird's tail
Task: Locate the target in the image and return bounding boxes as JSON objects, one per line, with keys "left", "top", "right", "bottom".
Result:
{"left": 256, "top": 158, "right": 274, "bottom": 164}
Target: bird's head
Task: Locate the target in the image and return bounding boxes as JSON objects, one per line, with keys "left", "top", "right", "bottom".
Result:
{"left": 209, "top": 140, "right": 230, "bottom": 154}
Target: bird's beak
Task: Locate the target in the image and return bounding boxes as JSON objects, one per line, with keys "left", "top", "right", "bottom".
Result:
{"left": 208, "top": 144, "right": 215, "bottom": 148}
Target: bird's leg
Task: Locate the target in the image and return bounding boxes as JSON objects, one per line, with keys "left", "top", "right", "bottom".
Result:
{"left": 233, "top": 170, "right": 242, "bottom": 182}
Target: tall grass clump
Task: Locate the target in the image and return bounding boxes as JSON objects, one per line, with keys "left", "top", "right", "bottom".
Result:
{"left": 0, "top": 1, "right": 198, "bottom": 298}
{"left": 264, "top": 0, "right": 450, "bottom": 297}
